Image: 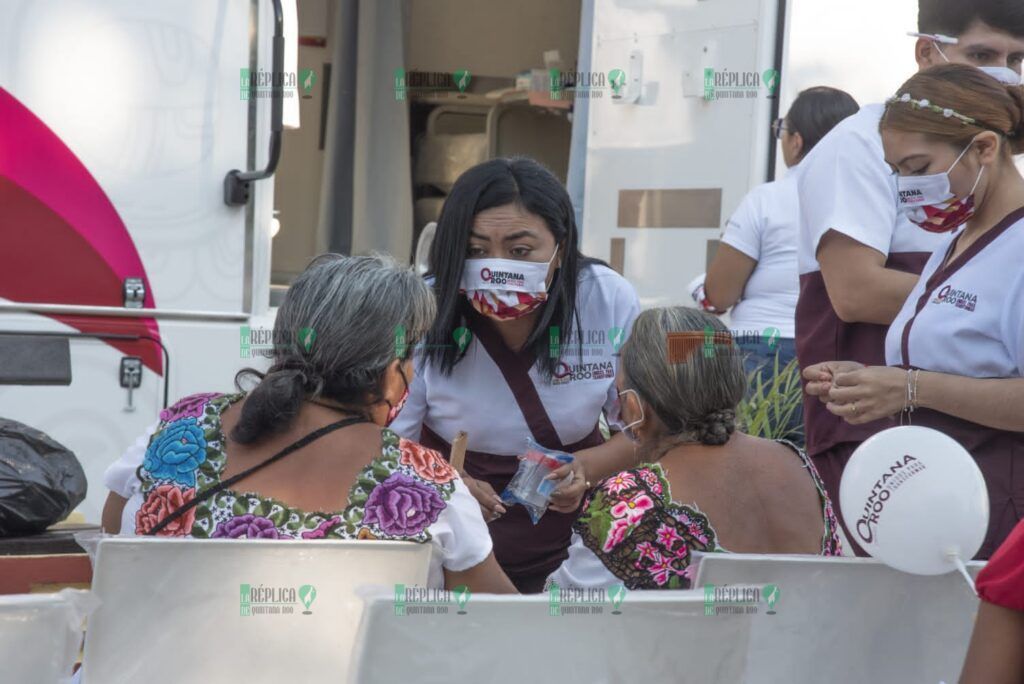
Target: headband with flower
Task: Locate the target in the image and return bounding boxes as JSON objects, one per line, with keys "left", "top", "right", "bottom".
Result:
{"left": 885, "top": 92, "right": 1015, "bottom": 137}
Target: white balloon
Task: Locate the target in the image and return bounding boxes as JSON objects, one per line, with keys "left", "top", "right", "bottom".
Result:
{"left": 839, "top": 426, "right": 989, "bottom": 575}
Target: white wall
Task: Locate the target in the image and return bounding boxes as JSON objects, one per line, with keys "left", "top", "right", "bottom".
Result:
{"left": 776, "top": 0, "right": 919, "bottom": 176}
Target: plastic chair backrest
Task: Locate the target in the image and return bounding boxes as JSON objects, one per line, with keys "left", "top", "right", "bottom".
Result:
{"left": 81, "top": 537, "right": 431, "bottom": 684}
{"left": 0, "top": 591, "right": 85, "bottom": 683}
{"left": 693, "top": 553, "right": 983, "bottom": 684}
{"left": 349, "top": 589, "right": 754, "bottom": 683}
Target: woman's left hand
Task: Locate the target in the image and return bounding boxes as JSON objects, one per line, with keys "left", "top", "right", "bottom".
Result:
{"left": 546, "top": 459, "right": 589, "bottom": 513}
{"left": 825, "top": 366, "right": 906, "bottom": 424}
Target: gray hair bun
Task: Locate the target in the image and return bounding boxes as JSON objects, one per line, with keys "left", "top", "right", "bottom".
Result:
{"left": 694, "top": 408, "right": 736, "bottom": 446}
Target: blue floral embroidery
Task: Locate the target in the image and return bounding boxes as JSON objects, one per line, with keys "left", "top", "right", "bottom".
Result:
{"left": 143, "top": 418, "right": 208, "bottom": 487}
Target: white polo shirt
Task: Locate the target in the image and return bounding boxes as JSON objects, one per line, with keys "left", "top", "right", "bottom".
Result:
{"left": 391, "top": 263, "right": 641, "bottom": 455}
{"left": 720, "top": 169, "right": 801, "bottom": 338}
{"left": 885, "top": 207, "right": 1024, "bottom": 375}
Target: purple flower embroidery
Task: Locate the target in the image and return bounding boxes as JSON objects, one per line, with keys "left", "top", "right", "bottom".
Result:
{"left": 362, "top": 473, "right": 445, "bottom": 536}
{"left": 212, "top": 514, "right": 288, "bottom": 539}
{"left": 301, "top": 516, "right": 342, "bottom": 539}
{"left": 160, "top": 393, "right": 221, "bottom": 423}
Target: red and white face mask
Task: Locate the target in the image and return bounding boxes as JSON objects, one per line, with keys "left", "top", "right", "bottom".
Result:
{"left": 460, "top": 248, "right": 558, "bottom": 320}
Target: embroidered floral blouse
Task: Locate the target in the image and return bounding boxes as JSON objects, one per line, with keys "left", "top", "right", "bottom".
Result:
{"left": 546, "top": 441, "right": 842, "bottom": 590}
{"left": 104, "top": 392, "right": 492, "bottom": 587}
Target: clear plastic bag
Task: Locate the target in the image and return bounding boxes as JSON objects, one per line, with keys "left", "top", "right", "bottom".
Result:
{"left": 500, "top": 438, "right": 573, "bottom": 524}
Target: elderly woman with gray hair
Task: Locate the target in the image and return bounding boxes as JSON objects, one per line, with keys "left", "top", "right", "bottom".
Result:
{"left": 547, "top": 308, "right": 842, "bottom": 591}
{"left": 100, "top": 254, "right": 516, "bottom": 593}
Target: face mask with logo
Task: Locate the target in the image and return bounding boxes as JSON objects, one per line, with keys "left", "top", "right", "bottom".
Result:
{"left": 896, "top": 139, "right": 984, "bottom": 233}
{"left": 460, "top": 247, "right": 559, "bottom": 320}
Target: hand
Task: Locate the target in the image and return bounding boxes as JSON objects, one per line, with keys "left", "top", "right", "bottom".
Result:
{"left": 825, "top": 366, "right": 906, "bottom": 425}
{"left": 546, "top": 459, "right": 589, "bottom": 514}
{"left": 803, "top": 361, "right": 865, "bottom": 403}
{"left": 463, "top": 475, "right": 506, "bottom": 522}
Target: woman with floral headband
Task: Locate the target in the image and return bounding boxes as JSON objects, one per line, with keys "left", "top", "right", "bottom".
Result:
{"left": 547, "top": 308, "right": 841, "bottom": 591}
{"left": 804, "top": 64, "right": 1024, "bottom": 558}
{"left": 100, "top": 253, "right": 516, "bottom": 592}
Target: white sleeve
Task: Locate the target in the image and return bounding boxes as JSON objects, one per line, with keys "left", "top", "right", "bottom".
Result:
{"left": 388, "top": 348, "right": 428, "bottom": 442}
{"left": 1003, "top": 270, "right": 1024, "bottom": 373}
{"left": 428, "top": 477, "right": 494, "bottom": 572}
{"left": 797, "top": 123, "right": 895, "bottom": 259}
{"left": 103, "top": 420, "right": 159, "bottom": 499}
{"left": 545, "top": 532, "right": 621, "bottom": 590}
{"left": 603, "top": 278, "right": 642, "bottom": 430}
{"left": 720, "top": 187, "right": 764, "bottom": 261}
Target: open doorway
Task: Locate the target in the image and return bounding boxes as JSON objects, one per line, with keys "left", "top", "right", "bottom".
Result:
{"left": 270, "top": 0, "right": 583, "bottom": 301}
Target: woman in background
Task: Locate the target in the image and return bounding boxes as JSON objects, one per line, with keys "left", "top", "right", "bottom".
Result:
{"left": 698, "top": 87, "right": 860, "bottom": 446}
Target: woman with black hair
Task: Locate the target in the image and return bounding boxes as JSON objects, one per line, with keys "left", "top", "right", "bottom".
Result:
{"left": 390, "top": 157, "right": 641, "bottom": 593}
{"left": 698, "top": 86, "right": 859, "bottom": 446}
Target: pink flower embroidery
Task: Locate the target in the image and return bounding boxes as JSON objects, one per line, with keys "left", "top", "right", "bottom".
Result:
{"left": 638, "top": 468, "right": 662, "bottom": 493}
{"left": 159, "top": 393, "right": 220, "bottom": 422}
{"left": 603, "top": 518, "right": 632, "bottom": 552}
{"left": 647, "top": 557, "right": 674, "bottom": 586}
{"left": 610, "top": 493, "right": 654, "bottom": 524}
{"left": 655, "top": 523, "right": 684, "bottom": 551}
{"left": 603, "top": 472, "right": 637, "bottom": 495}
{"left": 636, "top": 541, "right": 661, "bottom": 562}
{"left": 682, "top": 562, "right": 699, "bottom": 585}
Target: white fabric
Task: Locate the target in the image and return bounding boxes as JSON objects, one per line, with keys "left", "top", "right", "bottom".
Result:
{"left": 885, "top": 217, "right": 1024, "bottom": 375}
{"left": 719, "top": 171, "right": 801, "bottom": 337}
{"left": 544, "top": 531, "right": 619, "bottom": 589}
{"left": 103, "top": 425, "right": 491, "bottom": 588}
{"left": 797, "top": 104, "right": 947, "bottom": 275}
{"left": 391, "top": 263, "right": 641, "bottom": 448}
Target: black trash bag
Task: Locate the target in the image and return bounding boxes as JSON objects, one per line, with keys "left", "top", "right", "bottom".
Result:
{"left": 0, "top": 418, "right": 87, "bottom": 536}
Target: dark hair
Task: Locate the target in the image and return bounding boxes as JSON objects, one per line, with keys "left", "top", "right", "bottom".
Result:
{"left": 785, "top": 86, "right": 859, "bottom": 157}
{"left": 424, "top": 157, "right": 603, "bottom": 378}
{"left": 880, "top": 64, "right": 1024, "bottom": 155}
{"left": 919, "top": 0, "right": 1024, "bottom": 39}
{"left": 230, "top": 254, "right": 436, "bottom": 444}
{"left": 620, "top": 308, "right": 746, "bottom": 447}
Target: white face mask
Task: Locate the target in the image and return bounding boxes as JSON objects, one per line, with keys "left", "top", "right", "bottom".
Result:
{"left": 978, "top": 65, "right": 1023, "bottom": 85}
{"left": 614, "top": 389, "right": 645, "bottom": 444}
{"left": 459, "top": 247, "right": 559, "bottom": 320}
{"left": 929, "top": 40, "right": 1023, "bottom": 85}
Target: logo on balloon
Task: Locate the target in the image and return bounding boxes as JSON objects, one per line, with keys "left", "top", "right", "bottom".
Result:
{"left": 854, "top": 454, "right": 926, "bottom": 544}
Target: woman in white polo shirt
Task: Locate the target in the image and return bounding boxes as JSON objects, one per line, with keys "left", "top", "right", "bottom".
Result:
{"left": 391, "top": 157, "right": 641, "bottom": 592}
{"left": 702, "top": 87, "right": 859, "bottom": 445}
{"left": 804, "top": 64, "right": 1024, "bottom": 558}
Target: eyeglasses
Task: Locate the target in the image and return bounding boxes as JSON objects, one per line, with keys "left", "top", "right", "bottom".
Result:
{"left": 771, "top": 117, "right": 790, "bottom": 139}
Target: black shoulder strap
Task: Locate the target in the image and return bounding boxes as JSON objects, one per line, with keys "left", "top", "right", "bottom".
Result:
{"left": 146, "top": 415, "right": 368, "bottom": 536}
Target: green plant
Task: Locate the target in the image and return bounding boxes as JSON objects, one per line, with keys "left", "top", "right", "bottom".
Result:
{"left": 737, "top": 355, "right": 804, "bottom": 443}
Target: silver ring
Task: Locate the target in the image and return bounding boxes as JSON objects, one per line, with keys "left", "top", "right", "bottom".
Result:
{"left": 852, "top": 402, "right": 859, "bottom": 414}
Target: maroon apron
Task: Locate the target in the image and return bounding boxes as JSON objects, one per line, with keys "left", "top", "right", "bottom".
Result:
{"left": 419, "top": 311, "right": 605, "bottom": 592}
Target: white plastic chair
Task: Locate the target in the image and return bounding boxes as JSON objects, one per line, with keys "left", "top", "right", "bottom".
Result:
{"left": 692, "top": 553, "right": 984, "bottom": 684}
{"left": 349, "top": 589, "right": 754, "bottom": 683}
{"left": 81, "top": 537, "right": 431, "bottom": 684}
{"left": 0, "top": 590, "right": 92, "bottom": 684}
